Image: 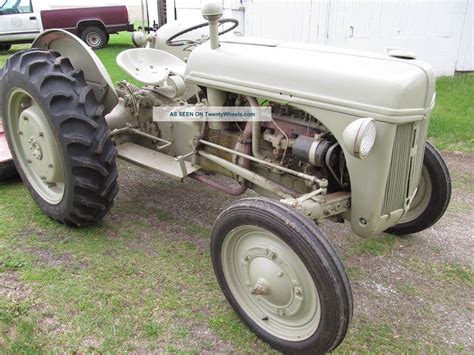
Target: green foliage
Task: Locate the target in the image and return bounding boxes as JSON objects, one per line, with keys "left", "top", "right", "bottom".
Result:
{"left": 350, "top": 234, "right": 398, "bottom": 256}
{"left": 429, "top": 74, "right": 474, "bottom": 152}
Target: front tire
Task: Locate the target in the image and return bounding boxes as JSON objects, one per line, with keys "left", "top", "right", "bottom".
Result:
{"left": 1, "top": 49, "right": 119, "bottom": 226}
{"left": 211, "top": 198, "right": 352, "bottom": 354}
{"left": 387, "top": 142, "right": 451, "bottom": 235}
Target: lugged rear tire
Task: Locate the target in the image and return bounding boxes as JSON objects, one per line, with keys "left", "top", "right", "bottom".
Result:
{"left": 0, "top": 49, "right": 119, "bottom": 226}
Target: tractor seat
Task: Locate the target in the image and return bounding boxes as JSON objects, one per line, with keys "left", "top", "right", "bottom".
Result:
{"left": 116, "top": 48, "right": 186, "bottom": 86}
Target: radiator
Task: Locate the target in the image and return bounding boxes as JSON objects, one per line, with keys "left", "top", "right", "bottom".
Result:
{"left": 381, "top": 119, "right": 428, "bottom": 215}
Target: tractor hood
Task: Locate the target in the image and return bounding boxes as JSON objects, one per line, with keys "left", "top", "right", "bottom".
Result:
{"left": 185, "top": 40, "right": 435, "bottom": 122}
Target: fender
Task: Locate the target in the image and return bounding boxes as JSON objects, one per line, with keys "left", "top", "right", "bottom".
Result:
{"left": 32, "top": 29, "right": 118, "bottom": 114}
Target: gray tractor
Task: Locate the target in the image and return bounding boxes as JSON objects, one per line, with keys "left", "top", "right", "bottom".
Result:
{"left": 0, "top": 2, "right": 450, "bottom": 353}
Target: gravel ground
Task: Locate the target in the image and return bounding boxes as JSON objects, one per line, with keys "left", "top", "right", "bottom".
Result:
{"left": 1, "top": 151, "right": 472, "bottom": 352}
{"left": 114, "top": 150, "right": 473, "bottom": 352}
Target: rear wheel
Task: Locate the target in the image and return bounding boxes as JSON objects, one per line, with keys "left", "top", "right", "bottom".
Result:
{"left": 81, "top": 26, "right": 108, "bottom": 50}
{"left": 211, "top": 198, "right": 352, "bottom": 353}
{"left": 387, "top": 142, "right": 451, "bottom": 235}
{"left": 1, "top": 49, "right": 118, "bottom": 226}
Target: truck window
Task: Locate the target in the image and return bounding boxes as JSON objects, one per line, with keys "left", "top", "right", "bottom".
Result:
{"left": 0, "top": 0, "right": 33, "bottom": 15}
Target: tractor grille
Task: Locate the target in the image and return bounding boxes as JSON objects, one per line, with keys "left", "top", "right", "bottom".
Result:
{"left": 381, "top": 120, "right": 428, "bottom": 215}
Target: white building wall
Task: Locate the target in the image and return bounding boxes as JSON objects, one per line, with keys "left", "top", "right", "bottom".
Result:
{"left": 172, "top": 0, "right": 473, "bottom": 76}
{"left": 456, "top": 0, "right": 473, "bottom": 71}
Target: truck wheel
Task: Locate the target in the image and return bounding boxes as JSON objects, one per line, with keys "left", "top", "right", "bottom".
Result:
{"left": 0, "top": 44, "right": 12, "bottom": 52}
{"left": 1, "top": 49, "right": 119, "bottom": 226}
{"left": 211, "top": 198, "right": 352, "bottom": 354}
{"left": 81, "top": 27, "right": 108, "bottom": 50}
{"left": 387, "top": 142, "right": 451, "bottom": 235}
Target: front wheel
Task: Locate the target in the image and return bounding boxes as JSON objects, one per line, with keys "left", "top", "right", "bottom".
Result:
{"left": 211, "top": 198, "right": 352, "bottom": 354}
{"left": 387, "top": 142, "right": 451, "bottom": 235}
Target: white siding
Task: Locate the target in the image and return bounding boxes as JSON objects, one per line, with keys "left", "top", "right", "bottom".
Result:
{"left": 244, "top": 0, "right": 473, "bottom": 76}
{"left": 45, "top": 0, "right": 473, "bottom": 74}
{"left": 456, "top": 0, "right": 473, "bottom": 71}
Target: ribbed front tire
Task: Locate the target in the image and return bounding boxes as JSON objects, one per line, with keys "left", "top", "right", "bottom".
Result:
{"left": 387, "top": 142, "right": 451, "bottom": 235}
{"left": 211, "top": 198, "right": 352, "bottom": 354}
{"left": 1, "top": 49, "right": 118, "bottom": 226}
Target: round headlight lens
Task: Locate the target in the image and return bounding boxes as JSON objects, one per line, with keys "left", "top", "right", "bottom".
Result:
{"left": 342, "top": 118, "right": 377, "bottom": 159}
{"left": 358, "top": 120, "right": 376, "bottom": 158}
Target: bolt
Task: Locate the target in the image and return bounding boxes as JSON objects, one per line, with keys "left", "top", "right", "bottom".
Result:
{"left": 278, "top": 309, "right": 286, "bottom": 317}
{"left": 277, "top": 271, "right": 284, "bottom": 278}
{"left": 295, "top": 288, "right": 302, "bottom": 296}
{"left": 39, "top": 132, "right": 44, "bottom": 137}
{"left": 23, "top": 116, "right": 28, "bottom": 121}
{"left": 18, "top": 131, "right": 23, "bottom": 135}
{"left": 270, "top": 252, "right": 277, "bottom": 260}
{"left": 243, "top": 255, "right": 249, "bottom": 262}
{"left": 27, "top": 159, "right": 32, "bottom": 164}
{"left": 40, "top": 175, "right": 46, "bottom": 180}
{"left": 360, "top": 218, "right": 367, "bottom": 225}
{"left": 48, "top": 164, "right": 53, "bottom": 168}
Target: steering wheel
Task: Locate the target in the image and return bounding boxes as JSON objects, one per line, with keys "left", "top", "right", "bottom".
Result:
{"left": 166, "top": 18, "right": 239, "bottom": 47}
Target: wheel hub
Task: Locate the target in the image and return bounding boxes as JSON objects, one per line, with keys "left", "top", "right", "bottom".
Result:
{"left": 243, "top": 248, "right": 304, "bottom": 317}
{"left": 8, "top": 88, "right": 65, "bottom": 204}
{"left": 28, "top": 136, "right": 42, "bottom": 160}
{"left": 222, "top": 226, "right": 321, "bottom": 341}
{"left": 18, "top": 105, "right": 62, "bottom": 184}
{"left": 87, "top": 32, "right": 100, "bottom": 46}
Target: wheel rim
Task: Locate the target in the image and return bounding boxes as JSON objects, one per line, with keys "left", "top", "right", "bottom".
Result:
{"left": 7, "top": 88, "right": 65, "bottom": 204}
{"left": 221, "top": 225, "right": 321, "bottom": 341}
{"left": 400, "top": 165, "right": 432, "bottom": 223}
{"left": 86, "top": 32, "right": 101, "bottom": 47}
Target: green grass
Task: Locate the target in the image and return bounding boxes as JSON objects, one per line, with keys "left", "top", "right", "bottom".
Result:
{"left": 429, "top": 74, "right": 474, "bottom": 152}
{"left": 350, "top": 234, "right": 399, "bottom": 256}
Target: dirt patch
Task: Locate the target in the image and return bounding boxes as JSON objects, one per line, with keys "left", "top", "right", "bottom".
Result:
{"left": 0, "top": 270, "right": 32, "bottom": 302}
{"left": 112, "top": 151, "right": 473, "bottom": 351}
{"left": 28, "top": 248, "right": 88, "bottom": 270}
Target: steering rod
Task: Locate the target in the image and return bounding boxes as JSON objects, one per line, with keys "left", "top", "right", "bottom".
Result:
{"left": 202, "top": 1, "right": 223, "bottom": 49}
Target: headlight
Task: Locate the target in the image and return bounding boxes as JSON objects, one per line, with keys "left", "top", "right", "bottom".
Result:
{"left": 342, "top": 118, "right": 377, "bottom": 159}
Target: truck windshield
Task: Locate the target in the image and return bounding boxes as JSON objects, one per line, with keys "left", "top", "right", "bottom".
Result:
{"left": 0, "top": 0, "right": 32, "bottom": 15}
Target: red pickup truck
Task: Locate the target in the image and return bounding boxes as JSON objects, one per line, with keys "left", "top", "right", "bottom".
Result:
{"left": 0, "top": 1, "right": 133, "bottom": 50}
